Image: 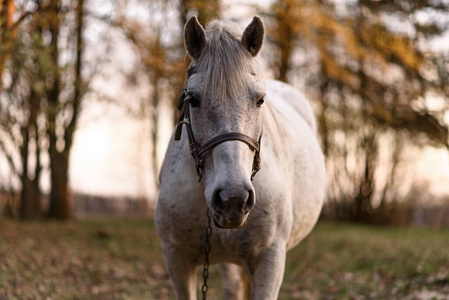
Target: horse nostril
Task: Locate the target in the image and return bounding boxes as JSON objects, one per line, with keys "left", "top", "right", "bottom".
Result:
{"left": 243, "top": 189, "right": 255, "bottom": 214}
{"left": 212, "top": 189, "right": 224, "bottom": 212}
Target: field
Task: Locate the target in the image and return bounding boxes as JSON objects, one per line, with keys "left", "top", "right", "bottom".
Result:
{"left": 0, "top": 218, "right": 448, "bottom": 299}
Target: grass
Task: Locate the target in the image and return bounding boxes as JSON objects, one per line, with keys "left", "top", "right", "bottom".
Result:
{"left": 0, "top": 218, "right": 170, "bottom": 299}
{"left": 280, "top": 222, "right": 449, "bottom": 299}
{"left": 0, "top": 218, "right": 448, "bottom": 299}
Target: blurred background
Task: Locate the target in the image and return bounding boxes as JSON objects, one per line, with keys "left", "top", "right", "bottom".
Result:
{"left": 1, "top": 1, "right": 449, "bottom": 299}
{"left": 1, "top": 0, "right": 449, "bottom": 224}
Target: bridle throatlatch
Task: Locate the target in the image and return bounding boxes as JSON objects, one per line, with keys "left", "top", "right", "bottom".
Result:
{"left": 174, "top": 66, "right": 262, "bottom": 182}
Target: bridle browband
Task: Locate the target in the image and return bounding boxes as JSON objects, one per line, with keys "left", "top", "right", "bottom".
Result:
{"left": 174, "top": 66, "right": 262, "bottom": 182}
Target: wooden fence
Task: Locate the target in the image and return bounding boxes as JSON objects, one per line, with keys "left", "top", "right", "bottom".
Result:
{"left": 413, "top": 205, "right": 449, "bottom": 229}
{"left": 0, "top": 192, "right": 153, "bottom": 217}
{"left": 73, "top": 194, "right": 153, "bottom": 217}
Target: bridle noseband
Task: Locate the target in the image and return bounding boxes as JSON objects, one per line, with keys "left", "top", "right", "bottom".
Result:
{"left": 174, "top": 66, "right": 262, "bottom": 182}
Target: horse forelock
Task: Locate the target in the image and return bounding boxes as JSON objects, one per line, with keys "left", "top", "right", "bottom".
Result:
{"left": 194, "top": 20, "right": 261, "bottom": 103}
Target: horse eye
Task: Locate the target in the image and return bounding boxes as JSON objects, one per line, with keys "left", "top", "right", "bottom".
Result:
{"left": 188, "top": 96, "right": 200, "bottom": 108}
{"left": 256, "top": 97, "right": 265, "bottom": 106}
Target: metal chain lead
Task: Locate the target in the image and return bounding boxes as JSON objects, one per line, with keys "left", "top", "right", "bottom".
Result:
{"left": 201, "top": 209, "right": 212, "bottom": 300}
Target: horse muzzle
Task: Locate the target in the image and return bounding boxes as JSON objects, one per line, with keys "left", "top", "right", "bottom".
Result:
{"left": 209, "top": 186, "right": 255, "bottom": 229}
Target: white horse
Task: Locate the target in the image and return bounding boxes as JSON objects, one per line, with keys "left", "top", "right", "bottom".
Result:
{"left": 155, "top": 16, "right": 326, "bottom": 300}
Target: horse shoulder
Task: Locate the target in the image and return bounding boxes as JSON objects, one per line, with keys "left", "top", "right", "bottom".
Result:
{"left": 264, "top": 79, "right": 317, "bottom": 133}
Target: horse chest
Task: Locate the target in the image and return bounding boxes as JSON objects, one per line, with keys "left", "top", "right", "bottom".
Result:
{"left": 158, "top": 202, "right": 276, "bottom": 259}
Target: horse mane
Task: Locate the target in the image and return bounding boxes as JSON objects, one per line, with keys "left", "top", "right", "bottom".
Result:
{"left": 195, "top": 20, "right": 261, "bottom": 103}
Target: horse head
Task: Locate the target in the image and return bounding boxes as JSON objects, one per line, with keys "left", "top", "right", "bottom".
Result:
{"left": 182, "top": 16, "right": 265, "bottom": 229}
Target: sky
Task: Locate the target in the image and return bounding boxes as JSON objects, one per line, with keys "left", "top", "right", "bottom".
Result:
{"left": 70, "top": 104, "right": 155, "bottom": 198}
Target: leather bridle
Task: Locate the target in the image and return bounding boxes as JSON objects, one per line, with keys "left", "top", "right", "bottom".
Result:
{"left": 174, "top": 66, "right": 262, "bottom": 182}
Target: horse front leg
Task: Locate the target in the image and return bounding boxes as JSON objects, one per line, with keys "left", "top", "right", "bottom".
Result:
{"left": 161, "top": 244, "right": 197, "bottom": 300}
{"left": 247, "top": 242, "right": 287, "bottom": 300}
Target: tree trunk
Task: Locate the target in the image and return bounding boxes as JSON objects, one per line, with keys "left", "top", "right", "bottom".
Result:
{"left": 47, "top": 150, "right": 71, "bottom": 219}
{"left": 151, "top": 78, "right": 160, "bottom": 188}
{"left": 19, "top": 122, "right": 31, "bottom": 218}
{"left": 317, "top": 73, "right": 330, "bottom": 157}
{"left": 19, "top": 158, "right": 42, "bottom": 219}
{"left": 354, "top": 132, "right": 377, "bottom": 221}
{"left": 32, "top": 123, "right": 42, "bottom": 217}
{"left": 45, "top": 0, "right": 72, "bottom": 219}
{"left": 20, "top": 177, "right": 33, "bottom": 218}
{"left": 19, "top": 80, "right": 43, "bottom": 219}
{"left": 272, "top": 0, "right": 295, "bottom": 83}
{"left": 47, "top": 0, "right": 84, "bottom": 219}
{"left": 277, "top": 19, "right": 293, "bottom": 83}
{"left": 2, "top": 190, "right": 16, "bottom": 218}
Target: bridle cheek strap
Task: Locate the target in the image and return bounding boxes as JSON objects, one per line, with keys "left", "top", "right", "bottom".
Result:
{"left": 175, "top": 93, "right": 262, "bottom": 182}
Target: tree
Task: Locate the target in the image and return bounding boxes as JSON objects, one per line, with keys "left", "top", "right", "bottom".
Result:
{"left": 0, "top": 0, "right": 87, "bottom": 219}
{"left": 0, "top": 1, "right": 47, "bottom": 219}
{"left": 267, "top": 0, "right": 449, "bottom": 221}
{"left": 45, "top": 0, "right": 85, "bottom": 219}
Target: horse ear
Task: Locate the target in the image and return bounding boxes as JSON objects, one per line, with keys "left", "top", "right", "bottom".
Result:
{"left": 184, "top": 16, "right": 206, "bottom": 60}
{"left": 242, "top": 16, "right": 264, "bottom": 57}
